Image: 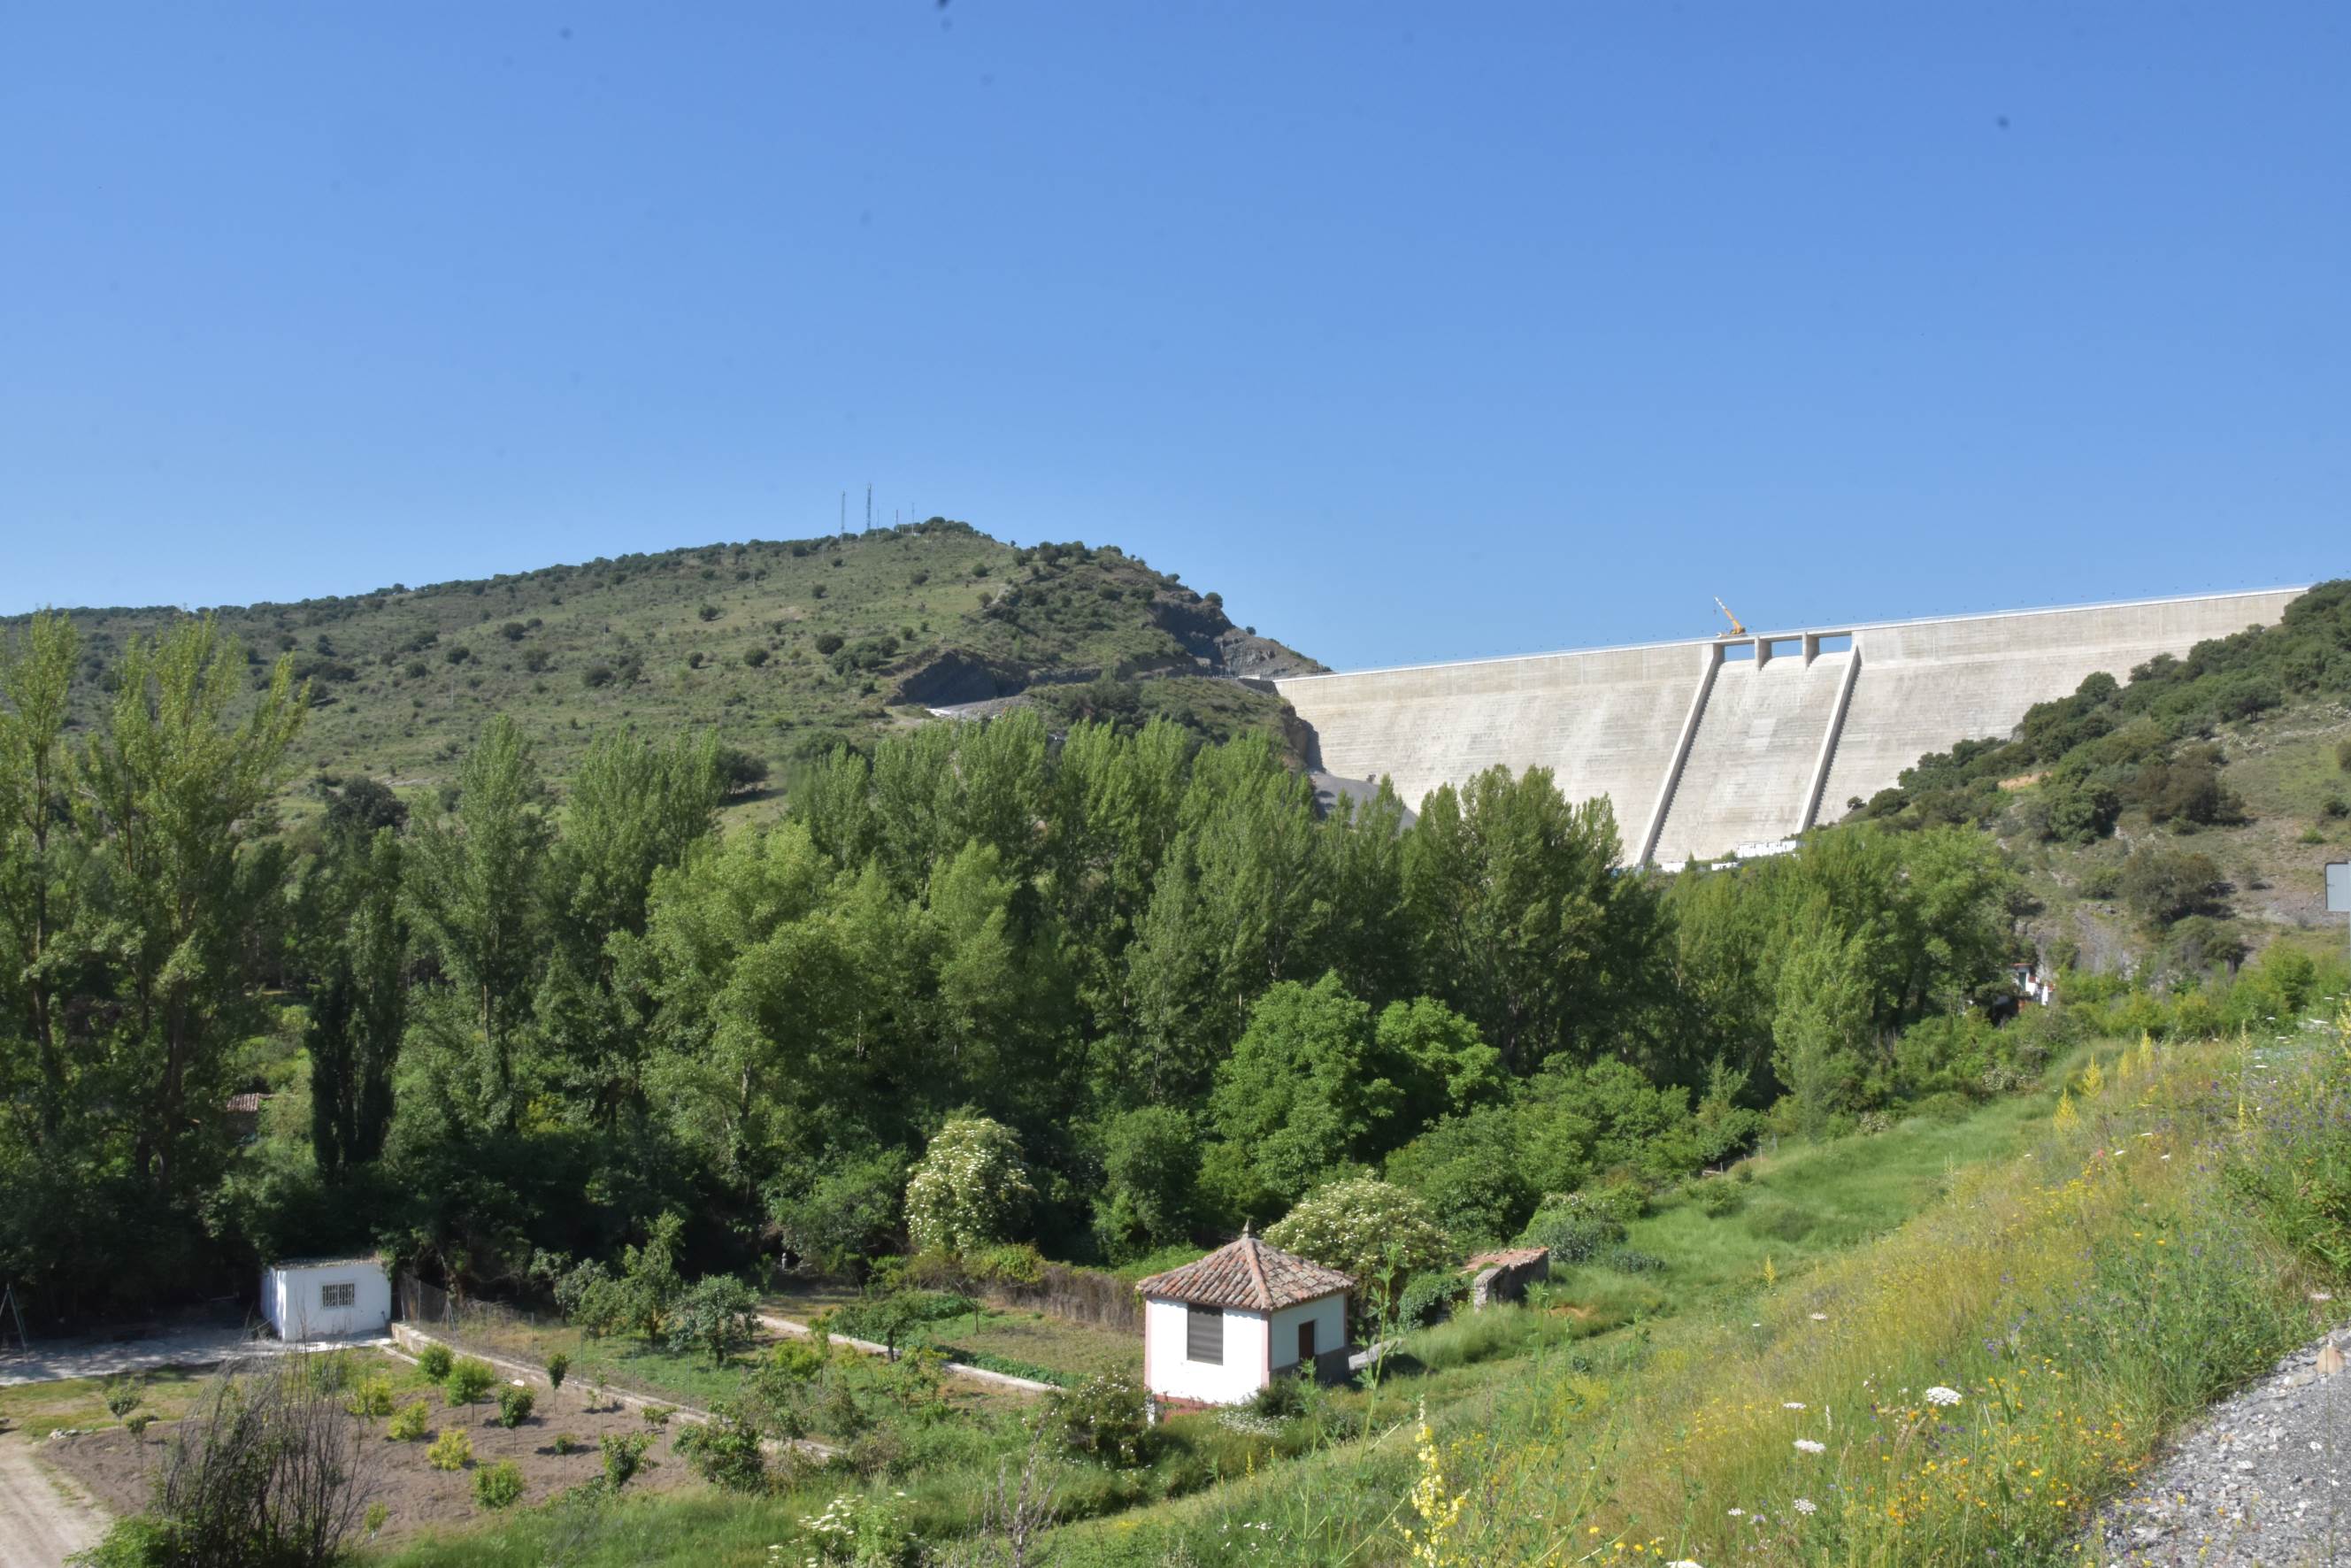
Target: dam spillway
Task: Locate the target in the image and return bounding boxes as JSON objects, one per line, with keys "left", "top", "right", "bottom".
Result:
{"left": 1272, "top": 587, "right": 2305, "bottom": 867}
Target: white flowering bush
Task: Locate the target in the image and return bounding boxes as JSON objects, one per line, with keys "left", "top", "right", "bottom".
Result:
{"left": 794, "top": 1490, "right": 921, "bottom": 1566}
{"left": 1264, "top": 1177, "right": 1451, "bottom": 1326}
{"left": 904, "top": 1115, "right": 1035, "bottom": 1254}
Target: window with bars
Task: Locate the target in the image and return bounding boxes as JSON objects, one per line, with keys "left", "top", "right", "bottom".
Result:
{"left": 1185, "top": 1303, "right": 1223, "bottom": 1364}
{"left": 319, "top": 1282, "right": 356, "bottom": 1310}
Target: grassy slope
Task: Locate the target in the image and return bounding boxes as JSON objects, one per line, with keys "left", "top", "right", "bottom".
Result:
{"left": 1053, "top": 1025, "right": 2344, "bottom": 1566}
{"left": 364, "top": 1045, "right": 2141, "bottom": 1567}
{"left": 12, "top": 523, "right": 1318, "bottom": 816}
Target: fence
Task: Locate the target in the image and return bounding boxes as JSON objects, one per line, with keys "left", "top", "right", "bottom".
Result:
{"left": 974, "top": 1263, "right": 1140, "bottom": 1334}
{"left": 395, "top": 1273, "right": 549, "bottom": 1335}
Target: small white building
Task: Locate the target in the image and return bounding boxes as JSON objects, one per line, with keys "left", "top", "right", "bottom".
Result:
{"left": 261, "top": 1256, "right": 392, "bottom": 1341}
{"left": 1135, "top": 1234, "right": 1352, "bottom": 1410}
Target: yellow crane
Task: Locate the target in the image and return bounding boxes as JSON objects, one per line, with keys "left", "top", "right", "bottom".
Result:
{"left": 1713, "top": 596, "right": 1748, "bottom": 637}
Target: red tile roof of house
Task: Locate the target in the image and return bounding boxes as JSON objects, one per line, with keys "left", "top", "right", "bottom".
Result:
{"left": 1133, "top": 1235, "right": 1354, "bottom": 1311}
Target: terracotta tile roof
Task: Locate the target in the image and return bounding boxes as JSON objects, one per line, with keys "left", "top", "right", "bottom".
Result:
{"left": 1133, "top": 1235, "right": 1354, "bottom": 1311}
{"left": 1463, "top": 1246, "right": 1549, "bottom": 1272}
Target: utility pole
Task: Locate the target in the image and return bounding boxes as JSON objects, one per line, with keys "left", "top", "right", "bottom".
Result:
{"left": 865, "top": 483, "right": 873, "bottom": 534}
{"left": 840, "top": 491, "right": 846, "bottom": 537}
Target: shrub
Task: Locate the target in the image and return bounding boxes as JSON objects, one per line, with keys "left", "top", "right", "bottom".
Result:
{"left": 445, "top": 1357, "right": 496, "bottom": 1407}
{"left": 496, "top": 1386, "right": 534, "bottom": 1428}
{"left": 1248, "top": 1369, "right": 1311, "bottom": 1420}
{"left": 1693, "top": 1176, "right": 1745, "bottom": 1217}
{"left": 1264, "top": 1177, "right": 1452, "bottom": 1327}
{"left": 1051, "top": 1373, "right": 1153, "bottom": 1467}
{"left": 124, "top": 1412, "right": 156, "bottom": 1441}
{"left": 388, "top": 1399, "right": 431, "bottom": 1441}
{"left": 600, "top": 1431, "right": 656, "bottom": 1491}
{"left": 642, "top": 1404, "right": 674, "bottom": 1429}
{"left": 544, "top": 1352, "right": 569, "bottom": 1392}
{"left": 1394, "top": 1266, "right": 1468, "bottom": 1330}
{"left": 426, "top": 1426, "right": 474, "bottom": 1471}
{"left": 905, "top": 1115, "right": 1036, "bottom": 1254}
{"left": 552, "top": 1432, "right": 581, "bottom": 1456}
{"left": 674, "top": 1405, "right": 767, "bottom": 1492}
{"left": 473, "top": 1459, "right": 525, "bottom": 1510}
{"left": 696, "top": 603, "right": 721, "bottom": 621}
{"left": 665, "top": 1274, "right": 760, "bottom": 1366}
{"left": 416, "top": 1342, "right": 453, "bottom": 1380}
{"left": 2120, "top": 845, "right": 2227, "bottom": 926}
{"left": 1520, "top": 1191, "right": 1629, "bottom": 1264}
{"left": 742, "top": 647, "right": 770, "bottom": 667}
{"left": 346, "top": 1374, "right": 396, "bottom": 1419}
{"left": 104, "top": 1375, "right": 145, "bottom": 1424}
{"left": 88, "top": 1359, "right": 375, "bottom": 1568}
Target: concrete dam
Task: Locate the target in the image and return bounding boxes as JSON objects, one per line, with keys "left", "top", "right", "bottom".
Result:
{"left": 1273, "top": 587, "right": 2305, "bottom": 867}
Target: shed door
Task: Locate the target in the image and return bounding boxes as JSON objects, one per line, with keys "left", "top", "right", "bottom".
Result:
{"left": 1297, "top": 1317, "right": 1316, "bottom": 1366}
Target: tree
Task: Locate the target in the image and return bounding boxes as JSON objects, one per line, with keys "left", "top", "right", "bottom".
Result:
{"left": 77, "top": 618, "right": 308, "bottom": 1202}
{"left": 1263, "top": 1177, "right": 1450, "bottom": 1327}
{"left": 1380, "top": 1107, "right": 1534, "bottom": 1247}
{"left": 1091, "top": 1107, "right": 1198, "bottom": 1261}
{"left": 768, "top": 1147, "right": 905, "bottom": 1275}
{"left": 303, "top": 827, "right": 407, "bottom": 1181}
{"left": 1771, "top": 921, "right": 1874, "bottom": 1135}
{"left": 1207, "top": 975, "right": 1402, "bottom": 1209}
{"left": 905, "top": 1116, "right": 1035, "bottom": 1254}
{"left": 405, "top": 714, "right": 550, "bottom": 1132}
{"left": 1372, "top": 996, "right": 1505, "bottom": 1124}
{"left": 0, "top": 611, "right": 80, "bottom": 1143}
{"left": 1402, "top": 766, "right": 1663, "bottom": 1072}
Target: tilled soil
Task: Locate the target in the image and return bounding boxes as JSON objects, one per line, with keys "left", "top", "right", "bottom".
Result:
{"left": 2089, "top": 1321, "right": 2351, "bottom": 1565}
{"left": 44, "top": 1387, "right": 694, "bottom": 1541}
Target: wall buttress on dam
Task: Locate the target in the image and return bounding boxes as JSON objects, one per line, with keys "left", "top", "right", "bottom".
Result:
{"left": 1276, "top": 588, "right": 2305, "bottom": 867}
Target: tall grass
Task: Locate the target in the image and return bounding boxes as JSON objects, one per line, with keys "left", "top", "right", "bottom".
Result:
{"left": 1049, "top": 1016, "right": 2351, "bottom": 1565}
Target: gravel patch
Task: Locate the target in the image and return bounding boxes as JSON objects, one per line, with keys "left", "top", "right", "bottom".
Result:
{"left": 2089, "top": 1318, "right": 2351, "bottom": 1565}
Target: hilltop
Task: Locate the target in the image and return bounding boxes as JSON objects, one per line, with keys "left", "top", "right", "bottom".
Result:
{"left": 17, "top": 519, "right": 1324, "bottom": 808}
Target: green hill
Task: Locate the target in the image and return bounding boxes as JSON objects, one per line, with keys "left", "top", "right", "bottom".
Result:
{"left": 14, "top": 520, "right": 1323, "bottom": 810}
{"left": 1848, "top": 579, "right": 2351, "bottom": 978}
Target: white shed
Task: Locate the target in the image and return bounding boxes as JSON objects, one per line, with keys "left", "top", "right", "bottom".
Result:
{"left": 1134, "top": 1234, "right": 1352, "bottom": 1411}
{"left": 261, "top": 1256, "right": 392, "bottom": 1341}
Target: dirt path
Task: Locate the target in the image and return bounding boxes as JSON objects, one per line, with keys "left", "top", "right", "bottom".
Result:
{"left": 0, "top": 1441, "right": 105, "bottom": 1568}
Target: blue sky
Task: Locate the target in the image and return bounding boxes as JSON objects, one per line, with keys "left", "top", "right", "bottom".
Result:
{"left": 3, "top": 3, "right": 2341, "bottom": 669}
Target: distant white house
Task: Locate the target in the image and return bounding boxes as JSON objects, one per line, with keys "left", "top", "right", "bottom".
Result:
{"left": 261, "top": 1256, "right": 391, "bottom": 1341}
{"left": 1134, "top": 1234, "right": 1352, "bottom": 1410}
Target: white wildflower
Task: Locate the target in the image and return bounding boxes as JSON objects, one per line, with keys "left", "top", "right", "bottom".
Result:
{"left": 1782, "top": 1401, "right": 1806, "bottom": 1410}
{"left": 1925, "top": 1386, "right": 1962, "bottom": 1407}
{"left": 1793, "top": 1497, "right": 1817, "bottom": 1516}
{"left": 1794, "top": 1439, "right": 1825, "bottom": 1454}
{"left": 1809, "top": 1312, "right": 1828, "bottom": 1321}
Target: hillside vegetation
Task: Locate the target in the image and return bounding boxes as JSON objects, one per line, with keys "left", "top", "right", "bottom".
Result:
{"left": 11, "top": 520, "right": 1320, "bottom": 811}
{"left": 1850, "top": 580, "right": 2351, "bottom": 980}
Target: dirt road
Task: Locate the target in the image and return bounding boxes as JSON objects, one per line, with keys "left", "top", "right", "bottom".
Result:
{"left": 0, "top": 1441, "right": 104, "bottom": 1568}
